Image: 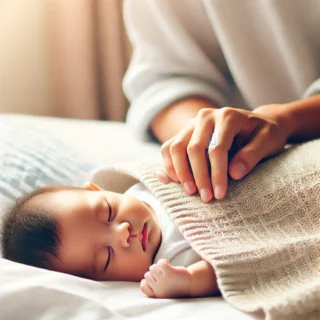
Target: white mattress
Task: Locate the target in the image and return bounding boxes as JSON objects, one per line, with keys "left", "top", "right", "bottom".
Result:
{"left": 0, "top": 115, "right": 253, "bottom": 320}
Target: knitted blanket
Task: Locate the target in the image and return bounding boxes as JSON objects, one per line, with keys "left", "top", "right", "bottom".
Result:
{"left": 90, "top": 139, "right": 320, "bottom": 320}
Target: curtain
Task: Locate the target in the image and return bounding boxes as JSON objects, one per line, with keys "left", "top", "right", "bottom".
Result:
{"left": 46, "top": 0, "right": 132, "bottom": 121}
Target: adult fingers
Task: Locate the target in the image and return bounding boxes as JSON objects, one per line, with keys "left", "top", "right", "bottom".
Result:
{"left": 229, "top": 123, "right": 284, "bottom": 180}
{"left": 154, "top": 170, "right": 171, "bottom": 184}
{"left": 161, "top": 122, "right": 197, "bottom": 194}
{"left": 207, "top": 108, "right": 244, "bottom": 199}
{"left": 161, "top": 137, "right": 179, "bottom": 182}
{"left": 187, "top": 108, "right": 216, "bottom": 202}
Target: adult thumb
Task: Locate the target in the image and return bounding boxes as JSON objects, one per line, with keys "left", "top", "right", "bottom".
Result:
{"left": 228, "top": 132, "right": 273, "bottom": 180}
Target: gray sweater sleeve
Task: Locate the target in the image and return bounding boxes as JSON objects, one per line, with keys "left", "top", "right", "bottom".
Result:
{"left": 303, "top": 78, "right": 320, "bottom": 98}
{"left": 123, "top": 0, "right": 231, "bottom": 141}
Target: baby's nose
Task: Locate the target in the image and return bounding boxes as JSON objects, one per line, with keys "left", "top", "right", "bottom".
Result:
{"left": 117, "top": 222, "right": 130, "bottom": 247}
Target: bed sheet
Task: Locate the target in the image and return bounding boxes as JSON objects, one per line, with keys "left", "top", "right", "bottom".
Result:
{"left": 0, "top": 259, "right": 252, "bottom": 320}
{"left": 0, "top": 114, "right": 253, "bottom": 320}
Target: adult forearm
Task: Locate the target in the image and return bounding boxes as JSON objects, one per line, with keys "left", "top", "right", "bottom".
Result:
{"left": 151, "top": 97, "right": 218, "bottom": 143}
{"left": 284, "top": 95, "right": 320, "bottom": 143}
{"left": 253, "top": 95, "right": 320, "bottom": 144}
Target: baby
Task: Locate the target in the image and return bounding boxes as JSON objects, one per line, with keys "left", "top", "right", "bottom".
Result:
{"left": 1, "top": 181, "right": 218, "bottom": 299}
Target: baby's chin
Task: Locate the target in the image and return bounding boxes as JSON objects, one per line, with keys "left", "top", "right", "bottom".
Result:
{"left": 151, "top": 231, "right": 162, "bottom": 264}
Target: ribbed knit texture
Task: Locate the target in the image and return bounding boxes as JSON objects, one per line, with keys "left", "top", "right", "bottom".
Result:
{"left": 91, "top": 139, "right": 320, "bottom": 320}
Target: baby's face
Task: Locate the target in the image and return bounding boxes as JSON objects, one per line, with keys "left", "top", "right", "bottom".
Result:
{"left": 48, "top": 188, "right": 161, "bottom": 281}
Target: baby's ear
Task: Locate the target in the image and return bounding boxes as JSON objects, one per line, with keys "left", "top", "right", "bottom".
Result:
{"left": 84, "top": 181, "right": 101, "bottom": 191}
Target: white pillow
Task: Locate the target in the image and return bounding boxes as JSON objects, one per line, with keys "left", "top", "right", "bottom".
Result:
{"left": 0, "top": 118, "right": 95, "bottom": 255}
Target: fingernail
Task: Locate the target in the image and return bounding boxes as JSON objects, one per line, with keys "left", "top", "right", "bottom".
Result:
{"left": 184, "top": 181, "right": 195, "bottom": 195}
{"left": 200, "top": 188, "right": 212, "bottom": 203}
{"left": 233, "top": 162, "right": 246, "bottom": 179}
{"left": 214, "top": 186, "right": 224, "bottom": 199}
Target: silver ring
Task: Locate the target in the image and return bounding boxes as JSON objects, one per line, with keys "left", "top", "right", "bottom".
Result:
{"left": 208, "top": 132, "right": 219, "bottom": 151}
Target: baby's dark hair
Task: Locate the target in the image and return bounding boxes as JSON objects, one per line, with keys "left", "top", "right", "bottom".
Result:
{"left": 1, "top": 185, "right": 78, "bottom": 270}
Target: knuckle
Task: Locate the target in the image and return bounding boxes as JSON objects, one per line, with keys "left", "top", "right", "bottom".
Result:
{"left": 158, "top": 258, "right": 168, "bottom": 264}
{"left": 241, "top": 147, "right": 258, "bottom": 165}
{"left": 256, "top": 123, "right": 279, "bottom": 145}
{"left": 218, "top": 106, "right": 234, "bottom": 118}
{"left": 160, "top": 144, "right": 169, "bottom": 156}
{"left": 264, "top": 122, "right": 279, "bottom": 137}
{"left": 169, "top": 140, "right": 185, "bottom": 155}
{"left": 186, "top": 141, "right": 202, "bottom": 155}
{"left": 149, "top": 264, "right": 156, "bottom": 271}
{"left": 207, "top": 143, "right": 226, "bottom": 155}
{"left": 197, "top": 107, "right": 213, "bottom": 118}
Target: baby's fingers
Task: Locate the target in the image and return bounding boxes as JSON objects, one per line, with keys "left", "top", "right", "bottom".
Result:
{"left": 149, "top": 265, "right": 163, "bottom": 282}
{"left": 156, "top": 259, "right": 170, "bottom": 269}
{"left": 140, "top": 279, "right": 154, "bottom": 297}
{"left": 144, "top": 271, "right": 158, "bottom": 291}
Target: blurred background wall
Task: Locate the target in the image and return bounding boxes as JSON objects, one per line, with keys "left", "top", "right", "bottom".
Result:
{"left": 0, "top": 0, "right": 131, "bottom": 121}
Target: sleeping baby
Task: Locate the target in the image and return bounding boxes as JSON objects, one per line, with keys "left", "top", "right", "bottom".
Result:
{"left": 1, "top": 181, "right": 219, "bottom": 299}
{"left": 2, "top": 138, "right": 319, "bottom": 317}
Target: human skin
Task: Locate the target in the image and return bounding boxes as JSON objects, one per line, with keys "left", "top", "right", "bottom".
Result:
{"left": 49, "top": 184, "right": 162, "bottom": 281}
{"left": 141, "top": 258, "right": 218, "bottom": 298}
{"left": 152, "top": 95, "right": 320, "bottom": 202}
{"left": 45, "top": 183, "right": 218, "bottom": 298}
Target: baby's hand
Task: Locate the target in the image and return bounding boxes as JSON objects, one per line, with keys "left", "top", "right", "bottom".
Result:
{"left": 140, "top": 259, "right": 192, "bottom": 298}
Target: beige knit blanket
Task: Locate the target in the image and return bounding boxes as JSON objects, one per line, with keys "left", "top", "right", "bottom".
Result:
{"left": 91, "top": 139, "right": 320, "bottom": 320}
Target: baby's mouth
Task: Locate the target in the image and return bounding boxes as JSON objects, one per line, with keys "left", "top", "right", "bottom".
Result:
{"left": 142, "top": 223, "right": 148, "bottom": 251}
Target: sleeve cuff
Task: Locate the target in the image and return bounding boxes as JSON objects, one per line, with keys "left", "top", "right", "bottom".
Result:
{"left": 303, "top": 78, "right": 320, "bottom": 98}
{"left": 126, "top": 77, "right": 228, "bottom": 142}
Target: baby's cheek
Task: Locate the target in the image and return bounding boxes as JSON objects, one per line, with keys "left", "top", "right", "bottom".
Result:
{"left": 121, "top": 254, "right": 151, "bottom": 281}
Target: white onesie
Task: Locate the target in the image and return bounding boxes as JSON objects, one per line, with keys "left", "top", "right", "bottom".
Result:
{"left": 125, "top": 183, "right": 201, "bottom": 267}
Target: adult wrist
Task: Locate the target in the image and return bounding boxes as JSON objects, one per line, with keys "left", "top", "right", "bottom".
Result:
{"left": 278, "top": 103, "right": 299, "bottom": 141}
{"left": 151, "top": 96, "right": 218, "bottom": 143}
{"left": 253, "top": 104, "right": 295, "bottom": 142}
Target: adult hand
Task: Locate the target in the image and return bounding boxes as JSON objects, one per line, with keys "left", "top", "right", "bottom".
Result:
{"left": 160, "top": 104, "right": 291, "bottom": 202}
{"left": 140, "top": 259, "right": 192, "bottom": 298}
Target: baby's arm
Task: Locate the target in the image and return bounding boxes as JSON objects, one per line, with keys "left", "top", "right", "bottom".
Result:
{"left": 140, "top": 259, "right": 219, "bottom": 298}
